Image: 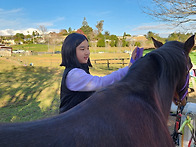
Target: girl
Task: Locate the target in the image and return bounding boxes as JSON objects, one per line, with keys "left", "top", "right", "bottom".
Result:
{"left": 59, "top": 33, "right": 142, "bottom": 113}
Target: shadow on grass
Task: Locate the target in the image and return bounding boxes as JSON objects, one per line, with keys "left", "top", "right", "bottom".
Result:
{"left": 0, "top": 66, "right": 63, "bottom": 122}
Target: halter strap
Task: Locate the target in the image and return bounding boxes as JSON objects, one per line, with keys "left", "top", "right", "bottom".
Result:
{"left": 180, "top": 74, "right": 189, "bottom": 92}
{"left": 179, "top": 74, "right": 189, "bottom": 101}
{"left": 177, "top": 52, "right": 189, "bottom": 102}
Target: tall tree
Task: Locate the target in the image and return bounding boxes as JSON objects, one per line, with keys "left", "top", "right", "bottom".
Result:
{"left": 80, "top": 17, "right": 93, "bottom": 40}
{"left": 68, "top": 27, "right": 73, "bottom": 34}
{"left": 145, "top": 31, "right": 164, "bottom": 42}
{"left": 14, "top": 33, "right": 25, "bottom": 44}
{"left": 38, "top": 25, "right": 47, "bottom": 42}
{"left": 32, "top": 31, "right": 39, "bottom": 37}
{"left": 96, "top": 20, "right": 104, "bottom": 34}
{"left": 142, "top": 0, "right": 196, "bottom": 27}
{"left": 82, "top": 17, "right": 88, "bottom": 26}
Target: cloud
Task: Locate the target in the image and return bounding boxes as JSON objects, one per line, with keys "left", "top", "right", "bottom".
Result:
{"left": 0, "top": 8, "right": 26, "bottom": 30}
{"left": 0, "top": 8, "right": 23, "bottom": 16}
{"left": 130, "top": 23, "right": 188, "bottom": 37}
{"left": 0, "top": 28, "right": 39, "bottom": 36}
{"left": 132, "top": 23, "right": 173, "bottom": 31}
{"left": 132, "top": 22, "right": 196, "bottom": 36}
{"left": 34, "top": 17, "right": 65, "bottom": 27}
{"left": 0, "top": 27, "right": 61, "bottom": 36}
{"left": 35, "top": 22, "right": 54, "bottom": 27}
{"left": 0, "top": 8, "right": 65, "bottom": 35}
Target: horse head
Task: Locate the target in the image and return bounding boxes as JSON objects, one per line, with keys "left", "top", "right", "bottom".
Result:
{"left": 152, "top": 35, "right": 195, "bottom": 107}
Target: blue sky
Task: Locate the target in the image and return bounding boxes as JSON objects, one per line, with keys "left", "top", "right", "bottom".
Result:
{"left": 0, "top": 0, "right": 194, "bottom": 37}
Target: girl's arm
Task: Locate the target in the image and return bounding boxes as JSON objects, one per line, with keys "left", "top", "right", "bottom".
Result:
{"left": 66, "top": 66, "right": 129, "bottom": 91}
{"left": 66, "top": 47, "right": 143, "bottom": 92}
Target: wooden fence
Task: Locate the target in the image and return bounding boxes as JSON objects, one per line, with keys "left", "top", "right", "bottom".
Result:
{"left": 92, "top": 58, "right": 130, "bottom": 69}
{"left": 92, "top": 59, "right": 196, "bottom": 95}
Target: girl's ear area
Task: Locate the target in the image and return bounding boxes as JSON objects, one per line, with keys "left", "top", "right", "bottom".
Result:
{"left": 184, "top": 35, "right": 195, "bottom": 54}
{"left": 151, "top": 37, "right": 163, "bottom": 49}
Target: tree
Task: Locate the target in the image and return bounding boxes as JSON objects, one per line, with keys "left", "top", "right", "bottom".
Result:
{"left": 110, "top": 40, "right": 115, "bottom": 47}
{"left": 167, "top": 32, "right": 194, "bottom": 42}
{"left": 96, "top": 33, "right": 105, "bottom": 47}
{"left": 96, "top": 20, "right": 104, "bottom": 34}
{"left": 48, "top": 32, "right": 62, "bottom": 53}
{"left": 59, "top": 29, "right": 68, "bottom": 35}
{"left": 32, "top": 31, "right": 39, "bottom": 37}
{"left": 38, "top": 25, "right": 47, "bottom": 43}
{"left": 142, "top": 0, "right": 196, "bottom": 27}
{"left": 145, "top": 31, "right": 156, "bottom": 40}
{"left": 134, "top": 42, "right": 141, "bottom": 47}
{"left": 97, "top": 39, "right": 105, "bottom": 47}
{"left": 38, "top": 25, "right": 47, "bottom": 35}
{"left": 68, "top": 27, "right": 73, "bottom": 34}
{"left": 24, "top": 34, "right": 32, "bottom": 44}
{"left": 32, "top": 31, "right": 39, "bottom": 44}
{"left": 14, "top": 33, "right": 25, "bottom": 44}
{"left": 104, "top": 31, "right": 110, "bottom": 40}
{"left": 122, "top": 38, "right": 129, "bottom": 47}
{"left": 82, "top": 17, "right": 88, "bottom": 26}
{"left": 109, "top": 35, "right": 118, "bottom": 47}
{"left": 80, "top": 17, "right": 93, "bottom": 40}
{"left": 123, "top": 32, "right": 131, "bottom": 37}
{"left": 145, "top": 31, "right": 163, "bottom": 41}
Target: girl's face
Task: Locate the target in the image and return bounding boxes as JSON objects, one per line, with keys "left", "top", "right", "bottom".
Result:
{"left": 76, "top": 39, "right": 90, "bottom": 64}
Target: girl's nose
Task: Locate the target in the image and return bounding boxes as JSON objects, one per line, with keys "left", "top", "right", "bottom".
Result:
{"left": 85, "top": 49, "right": 90, "bottom": 54}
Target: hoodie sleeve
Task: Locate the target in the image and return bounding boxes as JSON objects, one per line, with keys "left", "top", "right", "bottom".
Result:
{"left": 66, "top": 66, "right": 129, "bottom": 91}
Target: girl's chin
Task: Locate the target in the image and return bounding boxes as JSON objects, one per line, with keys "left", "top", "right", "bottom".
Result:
{"left": 81, "top": 61, "right": 88, "bottom": 64}
{"left": 84, "top": 58, "right": 88, "bottom": 62}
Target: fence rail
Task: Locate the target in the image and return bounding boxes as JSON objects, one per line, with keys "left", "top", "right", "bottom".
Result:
{"left": 92, "top": 58, "right": 130, "bottom": 69}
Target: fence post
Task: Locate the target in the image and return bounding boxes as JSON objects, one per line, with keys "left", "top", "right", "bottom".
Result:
{"left": 122, "top": 59, "right": 124, "bottom": 67}
{"left": 107, "top": 60, "right": 109, "bottom": 69}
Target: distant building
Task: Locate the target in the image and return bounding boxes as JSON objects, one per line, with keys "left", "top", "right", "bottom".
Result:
{"left": 0, "top": 44, "right": 12, "bottom": 56}
{"left": 3, "top": 39, "right": 16, "bottom": 45}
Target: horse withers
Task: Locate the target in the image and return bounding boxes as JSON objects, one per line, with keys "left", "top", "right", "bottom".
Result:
{"left": 0, "top": 35, "right": 194, "bottom": 147}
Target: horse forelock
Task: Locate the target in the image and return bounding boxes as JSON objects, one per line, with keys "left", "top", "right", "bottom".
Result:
{"left": 158, "top": 41, "right": 188, "bottom": 85}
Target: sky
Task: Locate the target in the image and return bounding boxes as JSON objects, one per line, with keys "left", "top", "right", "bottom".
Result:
{"left": 0, "top": 0, "right": 195, "bottom": 37}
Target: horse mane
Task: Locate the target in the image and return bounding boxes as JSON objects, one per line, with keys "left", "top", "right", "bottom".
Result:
{"left": 121, "top": 41, "right": 187, "bottom": 117}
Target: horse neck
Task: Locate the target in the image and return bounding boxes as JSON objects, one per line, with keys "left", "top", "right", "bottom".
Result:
{"left": 123, "top": 52, "right": 178, "bottom": 119}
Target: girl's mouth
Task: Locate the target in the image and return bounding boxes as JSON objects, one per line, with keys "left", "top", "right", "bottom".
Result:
{"left": 84, "top": 57, "right": 88, "bottom": 60}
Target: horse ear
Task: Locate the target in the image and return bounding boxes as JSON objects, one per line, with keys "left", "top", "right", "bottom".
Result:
{"left": 184, "top": 35, "right": 195, "bottom": 54}
{"left": 152, "top": 37, "right": 163, "bottom": 49}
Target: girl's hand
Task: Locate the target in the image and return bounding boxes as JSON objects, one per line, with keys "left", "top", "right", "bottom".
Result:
{"left": 128, "top": 47, "right": 143, "bottom": 67}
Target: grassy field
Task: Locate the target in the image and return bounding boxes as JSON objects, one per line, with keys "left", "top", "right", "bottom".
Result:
{"left": 0, "top": 47, "right": 196, "bottom": 123}
{"left": 0, "top": 46, "right": 132, "bottom": 122}
{"left": 12, "top": 44, "right": 61, "bottom": 52}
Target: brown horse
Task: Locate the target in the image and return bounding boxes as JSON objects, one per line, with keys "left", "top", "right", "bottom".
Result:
{"left": 0, "top": 36, "right": 194, "bottom": 147}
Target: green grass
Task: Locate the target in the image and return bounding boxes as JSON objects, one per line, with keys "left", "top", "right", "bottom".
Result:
{"left": 0, "top": 49, "right": 196, "bottom": 123}
{"left": 0, "top": 53, "right": 122, "bottom": 123}
{"left": 190, "top": 51, "right": 196, "bottom": 65}
{"left": 12, "top": 44, "right": 61, "bottom": 52}
{"left": 11, "top": 43, "right": 196, "bottom": 65}
{"left": 0, "top": 66, "right": 62, "bottom": 122}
